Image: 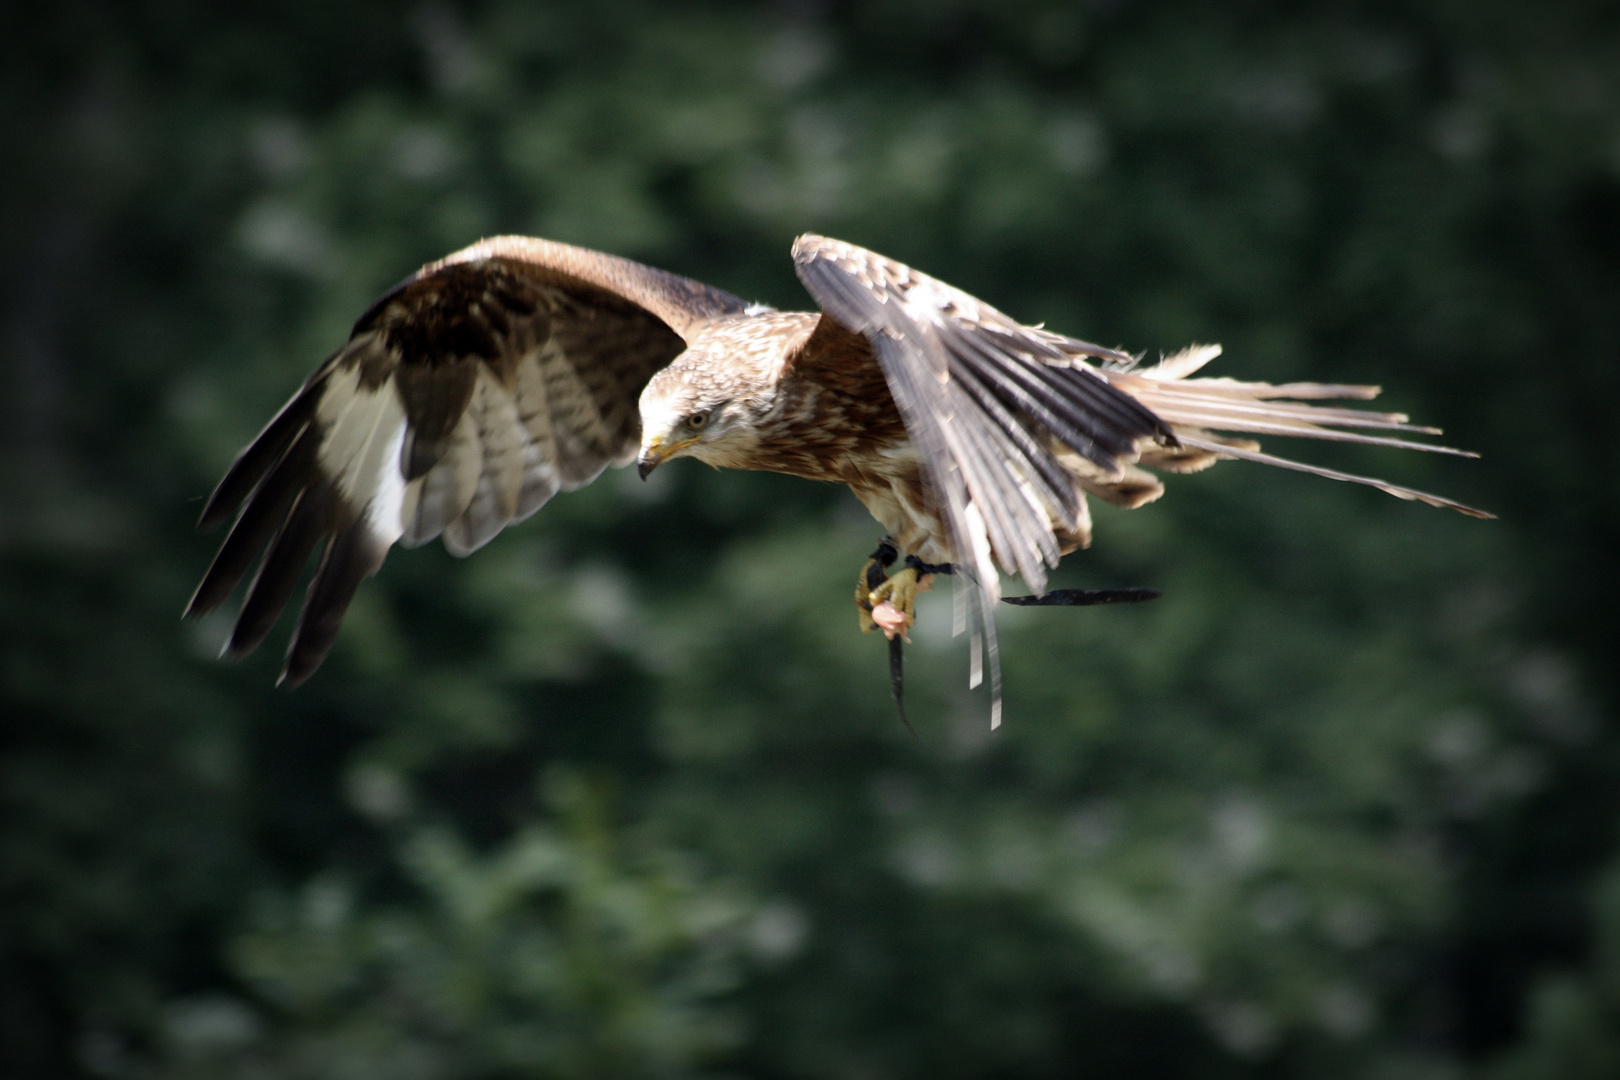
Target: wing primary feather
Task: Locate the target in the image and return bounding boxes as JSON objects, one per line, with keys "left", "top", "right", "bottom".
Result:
{"left": 948, "top": 330, "right": 1107, "bottom": 450}
{"left": 974, "top": 326, "right": 1165, "bottom": 441}
{"left": 880, "top": 349, "right": 990, "bottom": 587}
{"left": 915, "top": 398, "right": 1011, "bottom": 725}
{"left": 952, "top": 545, "right": 1005, "bottom": 728}
{"left": 281, "top": 521, "right": 391, "bottom": 686}
{"left": 947, "top": 438, "right": 1021, "bottom": 591}
{"left": 946, "top": 359, "right": 1080, "bottom": 519}
{"left": 873, "top": 331, "right": 1003, "bottom": 588}
{"left": 1041, "top": 365, "right": 1167, "bottom": 447}
{"left": 950, "top": 345, "right": 1121, "bottom": 500}
{"left": 939, "top": 343, "right": 1074, "bottom": 575}
{"left": 952, "top": 354, "right": 1082, "bottom": 498}
{"left": 944, "top": 430, "right": 1025, "bottom": 580}
{"left": 983, "top": 603, "right": 1003, "bottom": 729}
{"left": 1022, "top": 365, "right": 1164, "bottom": 457}
{"left": 197, "top": 381, "right": 320, "bottom": 530}
{"left": 947, "top": 398, "right": 1058, "bottom": 584}
{"left": 226, "top": 486, "right": 335, "bottom": 659}
{"left": 187, "top": 430, "right": 316, "bottom": 617}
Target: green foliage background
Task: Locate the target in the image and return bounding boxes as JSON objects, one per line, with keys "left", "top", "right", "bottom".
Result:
{"left": 3, "top": 2, "right": 1617, "bottom": 1077}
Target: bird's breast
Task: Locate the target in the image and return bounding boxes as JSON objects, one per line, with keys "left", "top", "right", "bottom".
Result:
{"left": 844, "top": 448, "right": 953, "bottom": 563}
{"left": 731, "top": 369, "right": 904, "bottom": 480}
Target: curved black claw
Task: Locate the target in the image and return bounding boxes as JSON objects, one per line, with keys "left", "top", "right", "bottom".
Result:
{"left": 1002, "top": 587, "right": 1162, "bottom": 607}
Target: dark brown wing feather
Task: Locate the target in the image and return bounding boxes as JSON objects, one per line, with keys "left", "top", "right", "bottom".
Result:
{"left": 189, "top": 236, "right": 748, "bottom": 685}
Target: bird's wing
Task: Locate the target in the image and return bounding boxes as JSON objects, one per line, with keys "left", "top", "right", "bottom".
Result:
{"left": 189, "top": 235, "right": 749, "bottom": 685}
{"left": 792, "top": 235, "right": 1168, "bottom": 728}
{"left": 791, "top": 235, "right": 1166, "bottom": 595}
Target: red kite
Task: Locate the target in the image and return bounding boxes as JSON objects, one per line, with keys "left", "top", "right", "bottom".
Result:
{"left": 189, "top": 235, "right": 1489, "bottom": 725}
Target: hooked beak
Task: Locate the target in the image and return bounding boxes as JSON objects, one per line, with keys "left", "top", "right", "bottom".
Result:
{"left": 636, "top": 448, "right": 662, "bottom": 481}
{"left": 637, "top": 434, "right": 676, "bottom": 480}
{"left": 637, "top": 431, "right": 699, "bottom": 479}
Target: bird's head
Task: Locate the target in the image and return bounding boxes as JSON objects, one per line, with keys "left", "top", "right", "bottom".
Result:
{"left": 635, "top": 313, "right": 803, "bottom": 478}
{"left": 636, "top": 358, "right": 762, "bottom": 478}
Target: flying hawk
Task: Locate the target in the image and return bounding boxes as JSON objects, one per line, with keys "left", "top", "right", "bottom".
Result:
{"left": 188, "top": 235, "right": 1490, "bottom": 725}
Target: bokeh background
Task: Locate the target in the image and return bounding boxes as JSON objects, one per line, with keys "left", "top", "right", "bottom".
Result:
{"left": 4, "top": 2, "right": 1618, "bottom": 1077}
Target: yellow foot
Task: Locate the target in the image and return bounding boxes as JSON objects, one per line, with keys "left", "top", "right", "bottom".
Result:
{"left": 858, "top": 565, "right": 935, "bottom": 643}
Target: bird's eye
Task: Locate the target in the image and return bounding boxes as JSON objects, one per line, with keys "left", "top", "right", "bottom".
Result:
{"left": 686, "top": 411, "right": 711, "bottom": 430}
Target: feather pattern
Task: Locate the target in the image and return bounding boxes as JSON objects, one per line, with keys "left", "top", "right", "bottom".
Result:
{"left": 193, "top": 233, "right": 1488, "bottom": 723}
{"left": 792, "top": 236, "right": 1169, "bottom": 727}
{"left": 1098, "top": 346, "right": 1495, "bottom": 519}
{"left": 400, "top": 407, "right": 481, "bottom": 548}
{"left": 792, "top": 235, "right": 1166, "bottom": 594}
{"left": 191, "top": 236, "right": 745, "bottom": 683}
{"left": 788, "top": 239, "right": 1489, "bottom": 726}
{"left": 444, "top": 369, "right": 528, "bottom": 555}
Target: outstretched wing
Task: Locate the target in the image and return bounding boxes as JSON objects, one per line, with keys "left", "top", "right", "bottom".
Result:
{"left": 188, "top": 235, "right": 749, "bottom": 685}
{"left": 791, "top": 235, "right": 1167, "bottom": 599}
{"left": 793, "top": 235, "right": 1169, "bottom": 727}
{"left": 792, "top": 237, "right": 1490, "bottom": 727}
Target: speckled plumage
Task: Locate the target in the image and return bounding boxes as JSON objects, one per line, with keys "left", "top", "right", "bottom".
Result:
{"left": 190, "top": 233, "right": 1489, "bottom": 721}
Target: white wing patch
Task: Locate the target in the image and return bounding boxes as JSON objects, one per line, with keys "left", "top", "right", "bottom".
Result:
{"left": 314, "top": 364, "right": 409, "bottom": 547}
{"left": 364, "top": 425, "right": 409, "bottom": 543}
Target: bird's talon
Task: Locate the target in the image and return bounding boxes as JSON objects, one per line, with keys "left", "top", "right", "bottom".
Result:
{"left": 856, "top": 539, "right": 901, "bottom": 633}
{"left": 871, "top": 600, "right": 912, "bottom": 642}
{"left": 864, "top": 565, "right": 922, "bottom": 641}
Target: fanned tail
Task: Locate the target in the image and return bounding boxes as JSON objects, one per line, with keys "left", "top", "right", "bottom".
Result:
{"left": 1098, "top": 345, "right": 1495, "bottom": 520}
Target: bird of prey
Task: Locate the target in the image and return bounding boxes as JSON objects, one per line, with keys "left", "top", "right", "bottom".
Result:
{"left": 188, "top": 234, "right": 1490, "bottom": 726}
